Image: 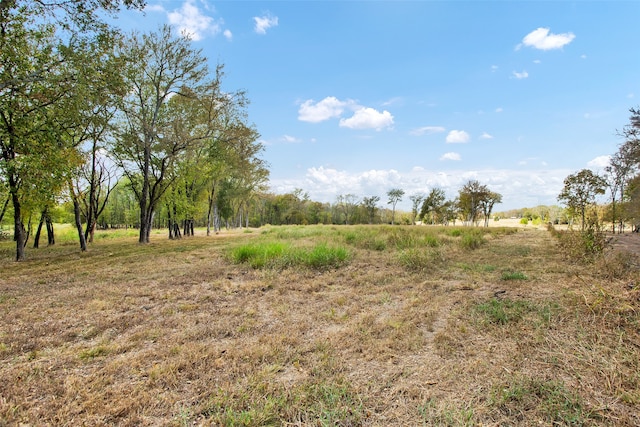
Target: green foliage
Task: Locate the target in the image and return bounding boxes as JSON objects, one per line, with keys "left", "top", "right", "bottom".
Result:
{"left": 520, "top": 217, "right": 529, "bottom": 225}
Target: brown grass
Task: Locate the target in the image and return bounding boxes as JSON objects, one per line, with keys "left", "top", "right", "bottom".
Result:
{"left": 1, "top": 225, "right": 639, "bottom": 426}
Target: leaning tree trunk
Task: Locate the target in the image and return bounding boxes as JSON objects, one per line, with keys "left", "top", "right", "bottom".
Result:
{"left": 33, "top": 208, "right": 47, "bottom": 249}
{"left": 46, "top": 215, "right": 55, "bottom": 245}
{"left": 69, "top": 184, "right": 87, "bottom": 252}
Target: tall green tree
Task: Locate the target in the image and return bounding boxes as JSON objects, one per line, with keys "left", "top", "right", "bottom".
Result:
{"left": 0, "top": 1, "right": 145, "bottom": 260}
{"left": 409, "top": 193, "right": 424, "bottom": 225}
{"left": 458, "top": 180, "right": 488, "bottom": 226}
{"left": 113, "top": 25, "right": 211, "bottom": 243}
{"left": 387, "top": 188, "right": 404, "bottom": 225}
{"left": 557, "top": 169, "right": 606, "bottom": 231}
{"left": 420, "top": 188, "right": 446, "bottom": 225}
{"left": 0, "top": 14, "right": 79, "bottom": 260}
{"left": 362, "top": 196, "right": 380, "bottom": 224}
{"left": 479, "top": 191, "right": 502, "bottom": 227}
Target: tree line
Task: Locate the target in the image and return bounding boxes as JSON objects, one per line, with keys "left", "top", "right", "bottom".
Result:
{"left": 0, "top": 1, "right": 268, "bottom": 260}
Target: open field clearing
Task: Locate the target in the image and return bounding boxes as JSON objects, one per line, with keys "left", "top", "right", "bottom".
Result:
{"left": 1, "top": 225, "right": 639, "bottom": 426}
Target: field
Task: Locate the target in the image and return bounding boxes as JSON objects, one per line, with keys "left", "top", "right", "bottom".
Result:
{"left": 1, "top": 224, "right": 639, "bottom": 426}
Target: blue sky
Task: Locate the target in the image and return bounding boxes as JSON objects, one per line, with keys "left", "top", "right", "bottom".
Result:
{"left": 112, "top": 1, "right": 640, "bottom": 211}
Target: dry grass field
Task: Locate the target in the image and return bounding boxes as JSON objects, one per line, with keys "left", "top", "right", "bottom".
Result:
{"left": 1, "top": 224, "right": 639, "bottom": 426}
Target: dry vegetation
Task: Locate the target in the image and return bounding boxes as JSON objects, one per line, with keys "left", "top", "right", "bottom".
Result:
{"left": 1, "top": 225, "right": 639, "bottom": 426}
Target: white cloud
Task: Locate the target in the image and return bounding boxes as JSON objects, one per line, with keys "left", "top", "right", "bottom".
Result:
{"left": 587, "top": 155, "right": 611, "bottom": 169}
{"left": 581, "top": 54, "right": 587, "bottom": 59}
{"left": 512, "top": 70, "right": 529, "bottom": 79}
{"left": 491, "top": 65, "right": 498, "bottom": 72}
{"left": 410, "top": 126, "right": 446, "bottom": 136}
{"left": 520, "top": 27, "right": 575, "bottom": 51}
{"left": 339, "top": 107, "right": 394, "bottom": 131}
{"left": 223, "top": 29, "right": 232, "bottom": 40}
{"left": 145, "top": 4, "right": 165, "bottom": 13}
{"left": 495, "top": 107, "right": 503, "bottom": 113}
{"left": 533, "top": 59, "right": 541, "bottom": 64}
{"left": 281, "top": 135, "right": 300, "bottom": 143}
{"left": 446, "top": 130, "right": 470, "bottom": 143}
{"left": 440, "top": 152, "right": 461, "bottom": 161}
{"left": 480, "top": 132, "right": 493, "bottom": 140}
{"left": 166, "top": 0, "right": 222, "bottom": 41}
{"left": 298, "top": 97, "right": 352, "bottom": 123}
{"left": 254, "top": 13, "right": 278, "bottom": 34}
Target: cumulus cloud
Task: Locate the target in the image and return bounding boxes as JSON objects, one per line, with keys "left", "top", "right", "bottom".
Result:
{"left": 223, "top": 29, "right": 232, "bottom": 40}
{"left": 519, "top": 27, "right": 575, "bottom": 51}
{"left": 446, "top": 130, "right": 470, "bottom": 143}
{"left": 165, "top": 0, "right": 223, "bottom": 41}
{"left": 587, "top": 155, "right": 611, "bottom": 169}
{"left": 254, "top": 13, "right": 278, "bottom": 34}
{"left": 339, "top": 107, "right": 394, "bottom": 131}
{"left": 298, "top": 97, "right": 352, "bottom": 123}
{"left": 298, "top": 97, "right": 394, "bottom": 130}
{"left": 512, "top": 70, "right": 529, "bottom": 79}
{"left": 440, "top": 152, "right": 461, "bottom": 161}
{"left": 480, "top": 132, "right": 493, "bottom": 140}
{"left": 410, "top": 126, "right": 446, "bottom": 136}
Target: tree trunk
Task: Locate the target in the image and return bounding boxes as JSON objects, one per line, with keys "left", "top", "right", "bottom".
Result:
{"left": 33, "top": 208, "right": 47, "bottom": 249}
{"left": 70, "top": 184, "right": 87, "bottom": 252}
{"left": 46, "top": 216, "right": 55, "bottom": 245}
{"left": 0, "top": 195, "right": 9, "bottom": 224}
{"left": 10, "top": 185, "right": 26, "bottom": 261}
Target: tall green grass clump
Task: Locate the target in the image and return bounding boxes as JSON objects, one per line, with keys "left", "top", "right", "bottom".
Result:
{"left": 460, "top": 229, "right": 484, "bottom": 250}
{"left": 230, "top": 241, "right": 288, "bottom": 268}
{"left": 397, "top": 247, "right": 444, "bottom": 272}
{"left": 230, "top": 241, "right": 350, "bottom": 270}
{"left": 298, "top": 244, "right": 350, "bottom": 270}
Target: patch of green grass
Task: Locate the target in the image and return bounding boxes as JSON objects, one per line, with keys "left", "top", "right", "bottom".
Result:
{"left": 397, "top": 247, "right": 444, "bottom": 272}
{"left": 78, "top": 345, "right": 110, "bottom": 360}
{"left": 474, "top": 298, "right": 535, "bottom": 325}
{"left": 460, "top": 229, "right": 484, "bottom": 250}
{"left": 501, "top": 270, "right": 528, "bottom": 280}
{"left": 230, "top": 241, "right": 349, "bottom": 270}
{"left": 304, "top": 382, "right": 363, "bottom": 426}
{"left": 302, "top": 244, "right": 350, "bottom": 269}
{"left": 343, "top": 229, "right": 387, "bottom": 251}
{"left": 490, "top": 377, "right": 596, "bottom": 425}
{"left": 418, "top": 398, "right": 476, "bottom": 426}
